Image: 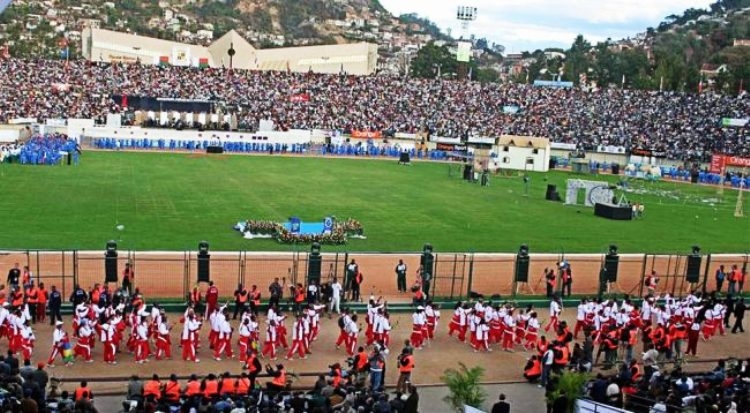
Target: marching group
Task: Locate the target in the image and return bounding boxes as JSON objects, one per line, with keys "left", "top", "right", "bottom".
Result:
{"left": 0, "top": 58, "right": 748, "bottom": 161}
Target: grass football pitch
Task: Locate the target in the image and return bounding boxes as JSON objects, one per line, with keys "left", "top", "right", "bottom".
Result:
{"left": 0, "top": 151, "right": 747, "bottom": 253}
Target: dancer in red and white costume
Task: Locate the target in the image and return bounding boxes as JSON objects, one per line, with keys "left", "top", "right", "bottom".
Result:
{"left": 425, "top": 302, "right": 440, "bottom": 340}
{"left": 181, "top": 310, "right": 201, "bottom": 363}
{"left": 214, "top": 310, "right": 234, "bottom": 361}
{"left": 286, "top": 313, "right": 308, "bottom": 360}
{"left": 19, "top": 320, "right": 35, "bottom": 361}
{"left": 545, "top": 297, "right": 562, "bottom": 332}
{"left": 525, "top": 312, "right": 540, "bottom": 350}
{"left": 501, "top": 309, "right": 516, "bottom": 352}
{"left": 74, "top": 319, "right": 94, "bottom": 362}
{"left": 261, "top": 320, "right": 278, "bottom": 360}
{"left": 448, "top": 302, "right": 468, "bottom": 342}
{"left": 345, "top": 314, "right": 359, "bottom": 356}
{"left": 335, "top": 310, "right": 353, "bottom": 349}
{"left": 155, "top": 315, "right": 172, "bottom": 360}
{"left": 366, "top": 297, "right": 385, "bottom": 345}
{"left": 237, "top": 315, "right": 255, "bottom": 363}
{"left": 100, "top": 318, "right": 117, "bottom": 364}
{"left": 473, "top": 318, "right": 491, "bottom": 352}
{"left": 48, "top": 321, "right": 71, "bottom": 367}
{"left": 134, "top": 318, "right": 150, "bottom": 363}
{"left": 373, "top": 310, "right": 392, "bottom": 349}
{"left": 410, "top": 307, "right": 426, "bottom": 349}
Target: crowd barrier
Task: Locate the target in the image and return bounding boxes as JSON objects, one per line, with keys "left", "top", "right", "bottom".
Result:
{"left": 0, "top": 250, "right": 746, "bottom": 303}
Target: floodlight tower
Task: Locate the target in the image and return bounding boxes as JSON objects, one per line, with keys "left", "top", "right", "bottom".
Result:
{"left": 455, "top": 6, "right": 477, "bottom": 80}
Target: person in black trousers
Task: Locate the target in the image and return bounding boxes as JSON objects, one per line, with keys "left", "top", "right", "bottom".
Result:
{"left": 48, "top": 285, "right": 62, "bottom": 325}
{"left": 732, "top": 298, "right": 747, "bottom": 333}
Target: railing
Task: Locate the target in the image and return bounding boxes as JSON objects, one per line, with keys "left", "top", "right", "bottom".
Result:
{"left": 0, "top": 250, "right": 746, "bottom": 301}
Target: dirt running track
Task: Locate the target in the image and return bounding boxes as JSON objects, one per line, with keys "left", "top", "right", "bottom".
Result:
{"left": 17, "top": 308, "right": 750, "bottom": 396}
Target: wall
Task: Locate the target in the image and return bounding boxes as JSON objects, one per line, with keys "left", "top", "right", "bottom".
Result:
{"left": 82, "top": 125, "right": 327, "bottom": 144}
{"left": 492, "top": 145, "right": 550, "bottom": 172}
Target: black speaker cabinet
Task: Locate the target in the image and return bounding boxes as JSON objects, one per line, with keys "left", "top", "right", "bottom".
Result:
{"left": 198, "top": 254, "right": 210, "bottom": 283}
{"left": 605, "top": 254, "right": 619, "bottom": 282}
{"left": 307, "top": 254, "right": 322, "bottom": 284}
{"left": 105, "top": 254, "right": 118, "bottom": 283}
{"left": 515, "top": 255, "right": 530, "bottom": 282}
{"left": 686, "top": 255, "right": 702, "bottom": 283}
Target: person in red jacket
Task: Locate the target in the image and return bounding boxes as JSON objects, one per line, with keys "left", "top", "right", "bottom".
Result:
{"left": 205, "top": 281, "right": 219, "bottom": 319}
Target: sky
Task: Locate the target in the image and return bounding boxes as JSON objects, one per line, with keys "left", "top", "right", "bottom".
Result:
{"left": 378, "top": 0, "right": 716, "bottom": 52}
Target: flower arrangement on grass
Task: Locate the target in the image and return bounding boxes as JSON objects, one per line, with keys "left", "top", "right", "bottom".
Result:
{"left": 242, "top": 218, "right": 364, "bottom": 244}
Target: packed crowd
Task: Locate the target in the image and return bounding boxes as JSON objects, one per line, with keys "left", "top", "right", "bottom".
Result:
{"left": 0, "top": 59, "right": 748, "bottom": 161}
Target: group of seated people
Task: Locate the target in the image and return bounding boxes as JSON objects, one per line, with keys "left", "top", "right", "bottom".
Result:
{"left": 119, "top": 364, "right": 419, "bottom": 412}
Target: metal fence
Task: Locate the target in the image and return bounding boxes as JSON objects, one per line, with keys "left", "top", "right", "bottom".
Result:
{"left": 0, "top": 250, "right": 746, "bottom": 301}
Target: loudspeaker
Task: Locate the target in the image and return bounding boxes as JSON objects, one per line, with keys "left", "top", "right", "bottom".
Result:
{"left": 420, "top": 252, "right": 434, "bottom": 278}
{"left": 605, "top": 254, "right": 619, "bottom": 282}
{"left": 515, "top": 255, "right": 530, "bottom": 282}
{"left": 686, "top": 255, "right": 702, "bottom": 283}
{"left": 198, "top": 254, "right": 210, "bottom": 283}
{"left": 307, "top": 254, "right": 322, "bottom": 284}
{"left": 545, "top": 184, "right": 557, "bottom": 200}
{"left": 611, "top": 163, "right": 620, "bottom": 175}
{"left": 105, "top": 255, "right": 118, "bottom": 283}
{"left": 463, "top": 164, "right": 473, "bottom": 181}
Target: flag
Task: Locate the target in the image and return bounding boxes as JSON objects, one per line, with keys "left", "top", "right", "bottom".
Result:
{"left": 198, "top": 57, "right": 209, "bottom": 68}
{"left": 740, "top": 79, "right": 744, "bottom": 94}
{"left": 121, "top": 95, "right": 128, "bottom": 108}
{"left": 159, "top": 56, "right": 169, "bottom": 67}
{"left": 621, "top": 74, "right": 625, "bottom": 88}
{"left": 290, "top": 93, "right": 310, "bottom": 103}
{"left": 698, "top": 79, "right": 703, "bottom": 93}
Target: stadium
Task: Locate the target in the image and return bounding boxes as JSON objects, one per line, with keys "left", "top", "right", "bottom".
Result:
{"left": 0, "top": 9, "right": 749, "bottom": 413}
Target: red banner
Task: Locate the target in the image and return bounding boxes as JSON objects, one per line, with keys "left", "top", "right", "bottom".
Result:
{"left": 350, "top": 130, "right": 382, "bottom": 139}
{"left": 710, "top": 154, "right": 750, "bottom": 173}
{"left": 289, "top": 93, "right": 310, "bottom": 103}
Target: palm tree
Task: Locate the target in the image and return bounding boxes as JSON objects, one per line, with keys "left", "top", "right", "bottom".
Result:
{"left": 441, "top": 362, "right": 487, "bottom": 412}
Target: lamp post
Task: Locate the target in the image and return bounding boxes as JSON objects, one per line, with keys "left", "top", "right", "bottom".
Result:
{"left": 227, "top": 43, "right": 235, "bottom": 70}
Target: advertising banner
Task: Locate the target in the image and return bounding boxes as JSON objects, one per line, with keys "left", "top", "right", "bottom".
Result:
{"left": 350, "top": 130, "right": 382, "bottom": 139}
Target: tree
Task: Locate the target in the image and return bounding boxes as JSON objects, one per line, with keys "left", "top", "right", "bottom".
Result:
{"left": 475, "top": 68, "right": 499, "bottom": 83}
{"left": 546, "top": 371, "right": 590, "bottom": 413}
{"left": 409, "top": 41, "right": 457, "bottom": 78}
{"left": 441, "top": 363, "right": 486, "bottom": 412}
{"left": 564, "top": 35, "right": 591, "bottom": 84}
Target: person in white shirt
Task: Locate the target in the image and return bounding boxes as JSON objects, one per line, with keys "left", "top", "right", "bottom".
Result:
{"left": 48, "top": 321, "right": 71, "bottom": 367}
{"left": 214, "top": 313, "right": 234, "bottom": 361}
{"left": 540, "top": 347, "right": 555, "bottom": 387}
{"left": 373, "top": 310, "right": 392, "bottom": 349}
{"left": 286, "top": 314, "right": 308, "bottom": 360}
{"left": 135, "top": 319, "right": 150, "bottom": 363}
{"left": 545, "top": 298, "right": 562, "bottom": 333}
{"left": 345, "top": 314, "right": 359, "bottom": 356}
{"left": 100, "top": 319, "right": 117, "bottom": 364}
{"left": 330, "top": 278, "right": 342, "bottom": 314}
{"left": 410, "top": 307, "right": 426, "bottom": 349}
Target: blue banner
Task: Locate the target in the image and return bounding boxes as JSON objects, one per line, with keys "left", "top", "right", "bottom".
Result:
{"left": 323, "top": 216, "right": 334, "bottom": 233}
{"left": 289, "top": 217, "right": 301, "bottom": 234}
{"left": 533, "top": 80, "right": 574, "bottom": 89}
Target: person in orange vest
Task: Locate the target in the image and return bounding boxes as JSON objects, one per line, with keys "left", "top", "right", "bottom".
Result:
{"left": 36, "top": 282, "right": 48, "bottom": 323}
{"left": 523, "top": 355, "right": 542, "bottom": 382}
{"left": 265, "top": 363, "right": 287, "bottom": 392}
{"left": 219, "top": 371, "right": 236, "bottom": 396}
{"left": 728, "top": 265, "right": 741, "bottom": 295}
{"left": 201, "top": 373, "right": 220, "bottom": 398}
{"left": 236, "top": 372, "right": 252, "bottom": 396}
{"left": 233, "top": 283, "right": 249, "bottom": 320}
{"left": 328, "top": 362, "right": 343, "bottom": 388}
{"left": 243, "top": 348, "right": 262, "bottom": 388}
{"left": 545, "top": 268, "right": 556, "bottom": 298}
{"left": 74, "top": 380, "right": 93, "bottom": 401}
{"left": 183, "top": 374, "right": 202, "bottom": 399}
{"left": 143, "top": 374, "right": 161, "bottom": 400}
{"left": 353, "top": 345, "right": 369, "bottom": 376}
{"left": 628, "top": 359, "right": 642, "bottom": 383}
{"left": 25, "top": 281, "right": 39, "bottom": 324}
{"left": 249, "top": 285, "right": 261, "bottom": 316}
{"left": 293, "top": 283, "right": 305, "bottom": 316}
{"left": 396, "top": 347, "right": 414, "bottom": 394}
{"left": 162, "top": 374, "right": 180, "bottom": 404}
{"left": 11, "top": 287, "right": 23, "bottom": 309}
